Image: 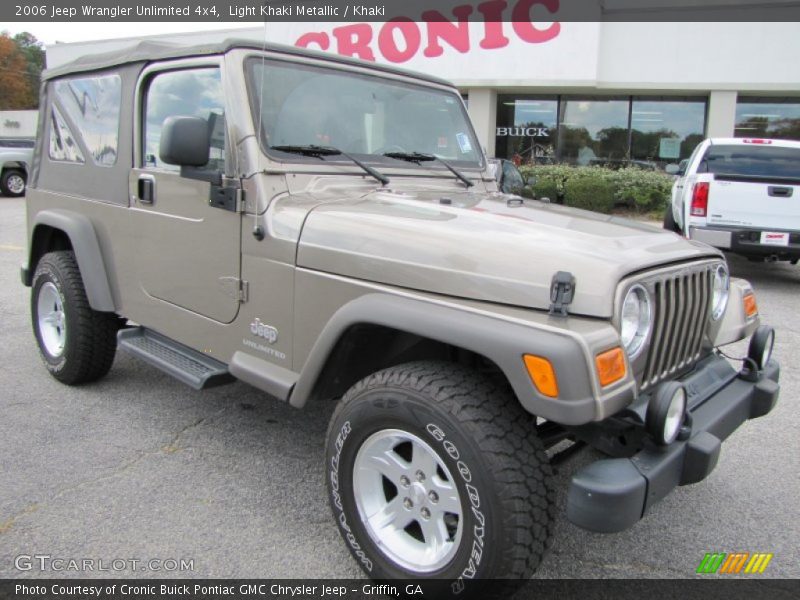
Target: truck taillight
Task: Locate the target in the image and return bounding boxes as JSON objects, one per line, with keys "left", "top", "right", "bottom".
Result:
{"left": 691, "top": 182, "right": 709, "bottom": 217}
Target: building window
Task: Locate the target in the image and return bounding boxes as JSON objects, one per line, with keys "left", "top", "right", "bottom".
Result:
{"left": 630, "top": 97, "right": 706, "bottom": 166}
{"left": 495, "top": 96, "right": 558, "bottom": 163}
{"left": 495, "top": 94, "right": 708, "bottom": 168}
{"left": 735, "top": 97, "right": 800, "bottom": 141}
{"left": 558, "top": 97, "right": 629, "bottom": 165}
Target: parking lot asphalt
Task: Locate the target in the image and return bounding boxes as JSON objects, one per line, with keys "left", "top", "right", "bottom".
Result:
{"left": 0, "top": 195, "right": 797, "bottom": 580}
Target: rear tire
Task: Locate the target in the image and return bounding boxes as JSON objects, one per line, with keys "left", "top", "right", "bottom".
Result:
{"left": 325, "top": 361, "right": 554, "bottom": 592}
{"left": 663, "top": 207, "right": 681, "bottom": 234}
{"left": 31, "top": 251, "right": 121, "bottom": 385}
{"left": 1, "top": 169, "right": 26, "bottom": 197}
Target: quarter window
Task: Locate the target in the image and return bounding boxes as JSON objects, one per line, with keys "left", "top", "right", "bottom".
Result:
{"left": 143, "top": 68, "right": 225, "bottom": 172}
{"left": 48, "top": 105, "right": 85, "bottom": 164}
{"left": 53, "top": 74, "right": 121, "bottom": 166}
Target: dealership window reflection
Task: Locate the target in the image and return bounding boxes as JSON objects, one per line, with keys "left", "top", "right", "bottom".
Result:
{"left": 495, "top": 96, "right": 557, "bottom": 163}
{"left": 558, "top": 98, "right": 628, "bottom": 165}
{"left": 630, "top": 98, "right": 706, "bottom": 166}
{"left": 735, "top": 98, "right": 800, "bottom": 140}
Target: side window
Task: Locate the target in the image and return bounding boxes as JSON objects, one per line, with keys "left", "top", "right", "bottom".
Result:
{"left": 53, "top": 74, "right": 121, "bottom": 166}
{"left": 49, "top": 105, "right": 85, "bottom": 164}
{"left": 144, "top": 67, "right": 225, "bottom": 172}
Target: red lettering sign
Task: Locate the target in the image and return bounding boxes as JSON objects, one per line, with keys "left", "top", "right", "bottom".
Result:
{"left": 295, "top": 0, "right": 561, "bottom": 64}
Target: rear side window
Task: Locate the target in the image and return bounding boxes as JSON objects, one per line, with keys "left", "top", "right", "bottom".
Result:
{"left": 701, "top": 144, "right": 800, "bottom": 178}
{"left": 53, "top": 74, "right": 122, "bottom": 166}
{"left": 49, "top": 105, "right": 85, "bottom": 164}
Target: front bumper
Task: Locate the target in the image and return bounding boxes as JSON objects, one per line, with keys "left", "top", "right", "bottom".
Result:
{"left": 690, "top": 225, "right": 800, "bottom": 260}
{"left": 566, "top": 356, "right": 780, "bottom": 533}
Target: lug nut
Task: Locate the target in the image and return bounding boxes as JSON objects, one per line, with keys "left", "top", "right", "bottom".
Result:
{"left": 415, "top": 470, "right": 426, "bottom": 482}
{"left": 420, "top": 507, "right": 431, "bottom": 519}
{"left": 403, "top": 498, "right": 413, "bottom": 509}
{"left": 399, "top": 476, "right": 410, "bottom": 487}
{"left": 428, "top": 491, "right": 439, "bottom": 503}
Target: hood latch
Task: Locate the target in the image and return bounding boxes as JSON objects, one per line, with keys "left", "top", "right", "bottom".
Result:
{"left": 549, "top": 271, "right": 576, "bottom": 317}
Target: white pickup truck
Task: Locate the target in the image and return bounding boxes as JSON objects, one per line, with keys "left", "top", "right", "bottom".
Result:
{"left": 665, "top": 137, "right": 800, "bottom": 263}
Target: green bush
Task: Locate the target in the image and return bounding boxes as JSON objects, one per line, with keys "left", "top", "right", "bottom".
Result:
{"left": 519, "top": 163, "right": 672, "bottom": 214}
{"left": 564, "top": 176, "right": 615, "bottom": 213}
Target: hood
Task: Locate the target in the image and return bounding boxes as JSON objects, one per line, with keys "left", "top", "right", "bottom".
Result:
{"left": 295, "top": 189, "right": 719, "bottom": 318}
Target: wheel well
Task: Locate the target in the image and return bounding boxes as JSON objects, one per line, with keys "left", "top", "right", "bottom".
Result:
{"left": 2, "top": 162, "right": 28, "bottom": 175}
{"left": 29, "top": 225, "right": 73, "bottom": 274}
{"left": 308, "top": 323, "right": 505, "bottom": 403}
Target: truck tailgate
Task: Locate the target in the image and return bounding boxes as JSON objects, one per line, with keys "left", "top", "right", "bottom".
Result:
{"left": 707, "top": 176, "right": 800, "bottom": 231}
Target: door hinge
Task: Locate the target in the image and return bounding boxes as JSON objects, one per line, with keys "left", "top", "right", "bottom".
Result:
{"left": 209, "top": 184, "right": 245, "bottom": 213}
{"left": 219, "top": 277, "right": 249, "bottom": 303}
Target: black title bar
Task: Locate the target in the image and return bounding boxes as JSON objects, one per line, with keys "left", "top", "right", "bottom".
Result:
{"left": 4, "top": 0, "right": 800, "bottom": 22}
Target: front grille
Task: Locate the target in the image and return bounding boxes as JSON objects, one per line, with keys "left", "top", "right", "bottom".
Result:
{"left": 641, "top": 265, "right": 714, "bottom": 389}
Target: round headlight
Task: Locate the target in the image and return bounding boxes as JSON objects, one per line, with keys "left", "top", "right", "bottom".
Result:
{"left": 646, "top": 382, "right": 687, "bottom": 445}
{"left": 620, "top": 284, "right": 652, "bottom": 359}
{"left": 711, "top": 264, "right": 730, "bottom": 321}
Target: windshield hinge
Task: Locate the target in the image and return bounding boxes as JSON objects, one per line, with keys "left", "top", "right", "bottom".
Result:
{"left": 210, "top": 181, "right": 245, "bottom": 213}
{"left": 549, "top": 271, "right": 576, "bottom": 317}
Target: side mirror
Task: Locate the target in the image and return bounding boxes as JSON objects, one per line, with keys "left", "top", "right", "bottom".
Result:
{"left": 159, "top": 116, "right": 210, "bottom": 167}
{"left": 664, "top": 163, "right": 680, "bottom": 175}
{"left": 525, "top": 175, "right": 536, "bottom": 187}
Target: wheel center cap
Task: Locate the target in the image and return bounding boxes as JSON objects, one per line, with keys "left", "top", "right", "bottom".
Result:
{"left": 409, "top": 482, "right": 426, "bottom": 506}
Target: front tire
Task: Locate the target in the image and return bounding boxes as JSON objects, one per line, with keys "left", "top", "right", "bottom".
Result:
{"left": 325, "top": 361, "right": 554, "bottom": 589}
{"left": 31, "top": 251, "right": 121, "bottom": 385}
{"left": 1, "top": 169, "right": 26, "bottom": 197}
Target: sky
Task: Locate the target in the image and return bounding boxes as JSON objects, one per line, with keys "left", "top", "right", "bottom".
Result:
{"left": 4, "top": 22, "right": 259, "bottom": 46}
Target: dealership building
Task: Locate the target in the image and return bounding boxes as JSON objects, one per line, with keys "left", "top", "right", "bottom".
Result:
{"left": 47, "top": 20, "right": 800, "bottom": 166}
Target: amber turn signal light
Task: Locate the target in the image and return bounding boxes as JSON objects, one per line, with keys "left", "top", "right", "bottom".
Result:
{"left": 523, "top": 354, "right": 559, "bottom": 398}
{"left": 595, "top": 347, "right": 626, "bottom": 387}
{"left": 743, "top": 292, "right": 758, "bottom": 318}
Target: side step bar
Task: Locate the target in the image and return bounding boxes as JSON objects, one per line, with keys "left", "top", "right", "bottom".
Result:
{"left": 118, "top": 327, "right": 234, "bottom": 390}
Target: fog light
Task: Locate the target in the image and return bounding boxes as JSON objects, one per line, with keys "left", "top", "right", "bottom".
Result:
{"left": 646, "top": 382, "right": 687, "bottom": 445}
{"left": 748, "top": 326, "right": 775, "bottom": 370}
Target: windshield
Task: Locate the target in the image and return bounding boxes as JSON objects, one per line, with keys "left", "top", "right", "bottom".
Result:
{"left": 700, "top": 144, "right": 800, "bottom": 178}
{"left": 246, "top": 58, "right": 482, "bottom": 168}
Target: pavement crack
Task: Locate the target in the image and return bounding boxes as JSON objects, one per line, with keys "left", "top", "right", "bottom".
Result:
{"left": 0, "top": 407, "right": 228, "bottom": 536}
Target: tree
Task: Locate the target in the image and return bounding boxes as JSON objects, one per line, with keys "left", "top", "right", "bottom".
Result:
{"left": 0, "top": 31, "right": 45, "bottom": 110}
{"left": 13, "top": 32, "right": 45, "bottom": 108}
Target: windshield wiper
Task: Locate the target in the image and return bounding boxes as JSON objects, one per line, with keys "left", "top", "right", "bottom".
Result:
{"left": 271, "top": 144, "right": 390, "bottom": 186}
{"left": 383, "top": 151, "right": 474, "bottom": 188}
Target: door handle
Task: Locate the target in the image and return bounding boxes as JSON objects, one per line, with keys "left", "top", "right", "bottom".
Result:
{"left": 768, "top": 186, "right": 792, "bottom": 198}
{"left": 137, "top": 174, "right": 156, "bottom": 204}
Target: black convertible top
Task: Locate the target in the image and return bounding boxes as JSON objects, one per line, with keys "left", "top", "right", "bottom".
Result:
{"left": 43, "top": 37, "right": 453, "bottom": 87}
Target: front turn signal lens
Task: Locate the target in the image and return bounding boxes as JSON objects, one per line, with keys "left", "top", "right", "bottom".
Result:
{"left": 596, "top": 347, "right": 627, "bottom": 387}
{"left": 523, "top": 354, "right": 559, "bottom": 398}
{"left": 743, "top": 292, "right": 758, "bottom": 318}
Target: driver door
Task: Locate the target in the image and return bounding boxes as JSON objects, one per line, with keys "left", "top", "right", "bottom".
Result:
{"left": 129, "top": 62, "right": 241, "bottom": 324}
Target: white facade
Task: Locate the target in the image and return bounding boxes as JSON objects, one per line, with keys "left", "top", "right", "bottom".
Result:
{"left": 0, "top": 110, "right": 38, "bottom": 138}
{"left": 46, "top": 21, "right": 800, "bottom": 157}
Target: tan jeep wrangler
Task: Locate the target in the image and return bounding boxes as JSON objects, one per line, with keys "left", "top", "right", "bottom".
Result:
{"left": 22, "top": 39, "right": 780, "bottom": 586}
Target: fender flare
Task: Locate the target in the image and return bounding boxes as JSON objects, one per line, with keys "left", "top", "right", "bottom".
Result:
{"left": 28, "top": 209, "right": 116, "bottom": 312}
{"left": 289, "top": 293, "right": 605, "bottom": 425}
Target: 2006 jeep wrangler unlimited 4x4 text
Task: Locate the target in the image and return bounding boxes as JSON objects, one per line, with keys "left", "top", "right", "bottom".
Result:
{"left": 21, "top": 40, "right": 779, "bottom": 587}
